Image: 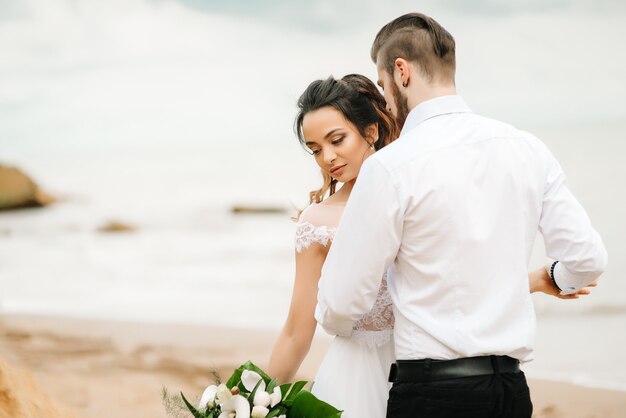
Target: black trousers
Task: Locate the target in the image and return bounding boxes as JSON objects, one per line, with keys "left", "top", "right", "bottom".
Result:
{"left": 386, "top": 370, "right": 533, "bottom": 418}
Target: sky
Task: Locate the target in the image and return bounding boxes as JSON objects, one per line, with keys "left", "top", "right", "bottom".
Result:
{"left": 0, "top": 0, "right": 625, "bottom": 152}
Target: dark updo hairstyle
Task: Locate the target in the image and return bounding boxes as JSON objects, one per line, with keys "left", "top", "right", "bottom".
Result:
{"left": 294, "top": 74, "right": 399, "bottom": 204}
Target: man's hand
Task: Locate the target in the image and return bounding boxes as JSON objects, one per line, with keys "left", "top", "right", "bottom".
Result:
{"left": 529, "top": 267, "right": 598, "bottom": 299}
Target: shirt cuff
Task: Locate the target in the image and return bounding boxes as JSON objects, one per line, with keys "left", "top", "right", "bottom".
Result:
{"left": 314, "top": 304, "right": 354, "bottom": 337}
{"left": 553, "top": 262, "right": 583, "bottom": 295}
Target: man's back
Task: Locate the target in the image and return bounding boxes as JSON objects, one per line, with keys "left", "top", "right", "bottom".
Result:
{"left": 317, "top": 95, "right": 607, "bottom": 363}
{"left": 376, "top": 96, "right": 553, "bottom": 361}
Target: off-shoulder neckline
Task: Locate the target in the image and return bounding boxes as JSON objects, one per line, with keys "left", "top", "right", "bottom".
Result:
{"left": 295, "top": 220, "right": 338, "bottom": 230}
{"left": 314, "top": 202, "right": 346, "bottom": 208}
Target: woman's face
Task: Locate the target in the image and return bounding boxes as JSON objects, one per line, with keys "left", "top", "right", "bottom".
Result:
{"left": 302, "top": 106, "right": 375, "bottom": 184}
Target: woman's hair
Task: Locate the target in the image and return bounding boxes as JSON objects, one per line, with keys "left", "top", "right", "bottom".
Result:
{"left": 294, "top": 74, "right": 399, "bottom": 204}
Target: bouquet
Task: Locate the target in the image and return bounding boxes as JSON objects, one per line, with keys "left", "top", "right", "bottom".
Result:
{"left": 164, "top": 361, "right": 342, "bottom": 418}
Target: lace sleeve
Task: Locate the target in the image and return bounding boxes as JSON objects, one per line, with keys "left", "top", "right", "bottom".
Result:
{"left": 353, "top": 272, "right": 394, "bottom": 332}
{"left": 294, "top": 221, "right": 336, "bottom": 252}
{"left": 350, "top": 272, "right": 395, "bottom": 348}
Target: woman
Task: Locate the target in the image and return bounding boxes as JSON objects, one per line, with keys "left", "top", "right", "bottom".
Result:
{"left": 266, "top": 74, "right": 593, "bottom": 418}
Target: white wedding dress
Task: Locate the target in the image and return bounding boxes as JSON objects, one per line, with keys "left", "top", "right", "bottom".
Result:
{"left": 294, "top": 204, "right": 395, "bottom": 418}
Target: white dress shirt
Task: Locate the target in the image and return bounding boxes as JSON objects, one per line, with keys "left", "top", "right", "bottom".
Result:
{"left": 315, "top": 95, "right": 607, "bottom": 362}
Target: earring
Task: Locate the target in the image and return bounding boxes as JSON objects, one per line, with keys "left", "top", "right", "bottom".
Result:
{"left": 402, "top": 80, "right": 408, "bottom": 88}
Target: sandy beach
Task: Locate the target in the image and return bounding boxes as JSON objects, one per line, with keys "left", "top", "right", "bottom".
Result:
{"left": 1, "top": 314, "right": 624, "bottom": 418}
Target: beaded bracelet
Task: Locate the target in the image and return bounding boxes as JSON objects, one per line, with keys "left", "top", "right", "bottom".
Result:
{"left": 549, "top": 260, "right": 561, "bottom": 292}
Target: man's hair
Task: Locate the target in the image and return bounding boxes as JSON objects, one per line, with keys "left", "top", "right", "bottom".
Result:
{"left": 371, "top": 13, "right": 456, "bottom": 84}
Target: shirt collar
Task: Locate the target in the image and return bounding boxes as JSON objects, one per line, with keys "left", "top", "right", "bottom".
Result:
{"left": 400, "top": 95, "right": 472, "bottom": 136}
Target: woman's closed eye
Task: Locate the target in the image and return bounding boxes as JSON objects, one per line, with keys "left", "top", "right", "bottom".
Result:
{"left": 331, "top": 136, "right": 345, "bottom": 145}
{"left": 307, "top": 135, "right": 344, "bottom": 155}
{"left": 304, "top": 142, "right": 320, "bottom": 155}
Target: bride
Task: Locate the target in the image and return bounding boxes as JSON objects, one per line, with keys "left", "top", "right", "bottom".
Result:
{"left": 267, "top": 74, "right": 398, "bottom": 418}
{"left": 266, "top": 74, "right": 594, "bottom": 418}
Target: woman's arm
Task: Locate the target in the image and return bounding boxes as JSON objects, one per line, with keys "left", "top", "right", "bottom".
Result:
{"left": 266, "top": 244, "right": 327, "bottom": 384}
{"left": 529, "top": 266, "right": 597, "bottom": 299}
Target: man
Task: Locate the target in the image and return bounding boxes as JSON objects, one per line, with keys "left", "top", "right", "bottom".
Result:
{"left": 315, "top": 12, "right": 607, "bottom": 418}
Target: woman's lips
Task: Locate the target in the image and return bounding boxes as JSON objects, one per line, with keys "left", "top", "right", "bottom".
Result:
{"left": 330, "top": 164, "right": 347, "bottom": 175}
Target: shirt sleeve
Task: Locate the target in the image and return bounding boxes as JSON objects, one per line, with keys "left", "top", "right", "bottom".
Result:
{"left": 538, "top": 147, "right": 608, "bottom": 295}
{"left": 315, "top": 157, "right": 403, "bottom": 336}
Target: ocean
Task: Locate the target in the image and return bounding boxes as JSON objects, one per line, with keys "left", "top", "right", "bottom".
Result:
{"left": 1, "top": 121, "right": 625, "bottom": 391}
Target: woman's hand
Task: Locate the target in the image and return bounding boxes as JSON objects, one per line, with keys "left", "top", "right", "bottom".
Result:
{"left": 529, "top": 267, "right": 598, "bottom": 299}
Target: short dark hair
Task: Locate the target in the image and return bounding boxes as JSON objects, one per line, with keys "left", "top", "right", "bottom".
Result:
{"left": 371, "top": 13, "right": 456, "bottom": 83}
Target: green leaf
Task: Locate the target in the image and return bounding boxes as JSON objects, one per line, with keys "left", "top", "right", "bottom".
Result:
{"left": 179, "top": 392, "right": 205, "bottom": 418}
{"left": 279, "top": 383, "right": 294, "bottom": 407}
{"left": 226, "top": 361, "right": 272, "bottom": 392}
{"left": 266, "top": 405, "right": 287, "bottom": 418}
{"left": 279, "top": 383, "right": 291, "bottom": 399}
{"left": 266, "top": 378, "right": 278, "bottom": 393}
{"left": 278, "top": 381, "right": 308, "bottom": 408}
{"left": 248, "top": 378, "right": 264, "bottom": 409}
{"left": 284, "top": 381, "right": 307, "bottom": 402}
{"left": 288, "top": 390, "right": 343, "bottom": 418}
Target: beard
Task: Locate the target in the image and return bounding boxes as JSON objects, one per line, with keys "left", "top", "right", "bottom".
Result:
{"left": 391, "top": 81, "right": 410, "bottom": 131}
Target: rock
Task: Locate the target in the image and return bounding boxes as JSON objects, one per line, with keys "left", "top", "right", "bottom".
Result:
{"left": 97, "top": 220, "right": 136, "bottom": 233}
{"left": 0, "top": 357, "right": 76, "bottom": 418}
{"left": 231, "top": 205, "right": 286, "bottom": 215}
{"left": 0, "top": 165, "right": 56, "bottom": 210}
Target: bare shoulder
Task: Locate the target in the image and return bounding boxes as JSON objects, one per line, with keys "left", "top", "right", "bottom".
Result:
{"left": 294, "top": 203, "right": 340, "bottom": 253}
{"left": 298, "top": 201, "right": 344, "bottom": 228}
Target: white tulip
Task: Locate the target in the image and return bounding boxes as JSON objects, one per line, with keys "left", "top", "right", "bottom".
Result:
{"left": 269, "top": 387, "right": 282, "bottom": 407}
{"left": 216, "top": 384, "right": 232, "bottom": 403}
{"left": 241, "top": 370, "right": 266, "bottom": 393}
{"left": 277, "top": 415, "right": 286, "bottom": 418}
{"left": 251, "top": 405, "right": 269, "bottom": 418}
{"left": 253, "top": 390, "right": 271, "bottom": 407}
{"left": 217, "top": 394, "right": 250, "bottom": 418}
{"left": 198, "top": 384, "right": 218, "bottom": 410}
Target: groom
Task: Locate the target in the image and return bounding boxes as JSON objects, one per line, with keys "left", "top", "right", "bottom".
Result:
{"left": 315, "top": 12, "right": 607, "bottom": 418}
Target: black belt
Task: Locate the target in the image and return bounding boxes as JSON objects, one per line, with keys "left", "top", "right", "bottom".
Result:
{"left": 389, "top": 355, "right": 520, "bottom": 383}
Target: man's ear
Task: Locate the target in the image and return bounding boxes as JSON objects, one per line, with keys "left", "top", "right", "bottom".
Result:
{"left": 394, "top": 58, "right": 411, "bottom": 88}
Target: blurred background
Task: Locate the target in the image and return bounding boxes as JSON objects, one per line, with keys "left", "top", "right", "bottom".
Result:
{"left": 1, "top": 0, "right": 625, "bottom": 391}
